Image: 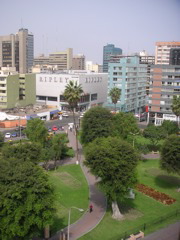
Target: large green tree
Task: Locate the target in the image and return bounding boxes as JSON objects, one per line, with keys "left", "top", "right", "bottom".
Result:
{"left": 81, "top": 106, "right": 113, "bottom": 145}
{"left": 109, "top": 87, "right": 121, "bottom": 111}
{"left": 0, "top": 132, "right": 4, "bottom": 147}
{"left": 112, "top": 112, "right": 140, "bottom": 139}
{"left": 63, "top": 80, "right": 83, "bottom": 163}
{"left": 84, "top": 137, "right": 138, "bottom": 219}
{"left": 25, "top": 118, "right": 48, "bottom": 146}
{"left": 161, "top": 120, "right": 179, "bottom": 136}
{"left": 0, "top": 158, "right": 54, "bottom": 240}
{"left": 171, "top": 95, "right": 180, "bottom": 125}
{"left": 1, "top": 142, "right": 42, "bottom": 164}
{"left": 160, "top": 135, "right": 180, "bottom": 175}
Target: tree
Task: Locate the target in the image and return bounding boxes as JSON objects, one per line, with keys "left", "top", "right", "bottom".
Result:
{"left": 84, "top": 137, "right": 138, "bottom": 220}
{"left": 171, "top": 95, "right": 180, "bottom": 125}
{"left": 109, "top": 87, "right": 121, "bottom": 111}
{"left": 0, "top": 158, "right": 54, "bottom": 240}
{"left": 0, "top": 132, "right": 4, "bottom": 147}
{"left": 160, "top": 135, "right": 180, "bottom": 175}
{"left": 1, "top": 142, "right": 42, "bottom": 164}
{"left": 112, "top": 112, "right": 140, "bottom": 139}
{"left": 81, "top": 106, "right": 113, "bottom": 145}
{"left": 143, "top": 125, "right": 166, "bottom": 150}
{"left": 161, "top": 120, "right": 179, "bottom": 136}
{"left": 63, "top": 80, "right": 83, "bottom": 163}
{"left": 25, "top": 118, "right": 48, "bottom": 146}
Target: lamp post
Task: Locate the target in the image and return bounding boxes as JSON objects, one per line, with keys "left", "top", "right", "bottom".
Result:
{"left": 67, "top": 207, "right": 84, "bottom": 240}
{"left": 130, "top": 132, "right": 139, "bottom": 148}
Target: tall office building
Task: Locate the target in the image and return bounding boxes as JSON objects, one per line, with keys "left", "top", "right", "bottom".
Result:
{"left": 148, "top": 65, "right": 180, "bottom": 125}
{"left": 103, "top": 44, "right": 122, "bottom": 72}
{"left": 155, "top": 41, "right": 180, "bottom": 65}
{"left": 49, "top": 48, "right": 73, "bottom": 70}
{"left": 107, "top": 56, "right": 148, "bottom": 113}
{"left": 0, "top": 28, "right": 34, "bottom": 73}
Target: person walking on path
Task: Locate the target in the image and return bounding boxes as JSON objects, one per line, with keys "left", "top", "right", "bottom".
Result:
{"left": 89, "top": 204, "right": 93, "bottom": 213}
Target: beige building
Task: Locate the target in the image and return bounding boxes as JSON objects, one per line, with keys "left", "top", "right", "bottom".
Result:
{"left": 0, "top": 67, "right": 36, "bottom": 109}
{"left": 155, "top": 41, "right": 180, "bottom": 65}
{"left": 0, "top": 28, "right": 34, "bottom": 73}
{"left": 49, "top": 48, "right": 73, "bottom": 70}
{"left": 72, "top": 54, "right": 85, "bottom": 70}
{"left": 86, "top": 61, "right": 103, "bottom": 73}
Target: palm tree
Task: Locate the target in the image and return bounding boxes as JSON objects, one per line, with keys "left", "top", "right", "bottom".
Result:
{"left": 109, "top": 87, "right": 121, "bottom": 111}
{"left": 63, "top": 80, "right": 83, "bottom": 163}
{"left": 171, "top": 95, "right": 180, "bottom": 126}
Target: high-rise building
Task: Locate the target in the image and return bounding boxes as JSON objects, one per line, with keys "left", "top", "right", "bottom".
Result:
{"left": 155, "top": 41, "right": 180, "bottom": 65}
{"left": 49, "top": 48, "right": 73, "bottom": 70}
{"left": 0, "top": 28, "right": 34, "bottom": 73}
{"left": 169, "top": 48, "right": 180, "bottom": 65}
{"left": 72, "top": 54, "right": 85, "bottom": 70}
{"left": 103, "top": 44, "right": 122, "bottom": 72}
{"left": 148, "top": 65, "right": 180, "bottom": 125}
{"left": 107, "top": 56, "right": 148, "bottom": 113}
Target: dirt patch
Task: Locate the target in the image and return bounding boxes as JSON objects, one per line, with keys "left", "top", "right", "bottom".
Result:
{"left": 119, "top": 204, "right": 143, "bottom": 220}
{"left": 53, "top": 172, "right": 82, "bottom": 189}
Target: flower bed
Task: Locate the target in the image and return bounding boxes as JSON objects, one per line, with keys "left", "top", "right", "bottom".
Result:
{"left": 136, "top": 184, "right": 176, "bottom": 205}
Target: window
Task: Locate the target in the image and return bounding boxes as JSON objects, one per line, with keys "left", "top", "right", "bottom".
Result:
{"left": 113, "top": 78, "right": 117, "bottom": 81}
{"left": 91, "top": 93, "right": 97, "bottom": 101}
{"left": 48, "top": 96, "right": 57, "bottom": 101}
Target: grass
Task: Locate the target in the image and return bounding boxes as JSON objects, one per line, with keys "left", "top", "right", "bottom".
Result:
{"left": 48, "top": 164, "right": 89, "bottom": 234}
{"left": 79, "top": 159, "right": 180, "bottom": 240}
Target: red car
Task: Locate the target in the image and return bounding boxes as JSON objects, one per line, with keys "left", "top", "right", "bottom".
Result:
{"left": 52, "top": 125, "right": 58, "bottom": 131}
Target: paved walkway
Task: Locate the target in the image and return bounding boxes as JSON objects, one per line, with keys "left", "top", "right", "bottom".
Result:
{"left": 50, "top": 126, "right": 107, "bottom": 240}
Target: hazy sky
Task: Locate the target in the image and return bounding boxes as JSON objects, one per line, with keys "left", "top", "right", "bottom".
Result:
{"left": 1, "top": 0, "right": 180, "bottom": 63}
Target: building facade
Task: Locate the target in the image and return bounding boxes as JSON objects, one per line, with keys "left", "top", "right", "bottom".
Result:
{"left": 36, "top": 70, "right": 108, "bottom": 111}
{"left": 49, "top": 48, "right": 73, "bottom": 70}
{"left": 103, "top": 44, "right": 122, "bottom": 72}
{"left": 155, "top": 42, "right": 180, "bottom": 65}
{"left": 0, "top": 67, "right": 36, "bottom": 109}
{"left": 86, "top": 61, "right": 103, "bottom": 73}
{"left": 107, "top": 56, "right": 148, "bottom": 113}
{"left": 148, "top": 65, "right": 180, "bottom": 125}
{"left": 0, "top": 28, "right": 34, "bottom": 73}
{"left": 72, "top": 54, "right": 85, "bottom": 70}
{"left": 169, "top": 48, "right": 180, "bottom": 65}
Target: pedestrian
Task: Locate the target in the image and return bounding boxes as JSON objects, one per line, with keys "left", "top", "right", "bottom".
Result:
{"left": 89, "top": 204, "right": 93, "bottom": 213}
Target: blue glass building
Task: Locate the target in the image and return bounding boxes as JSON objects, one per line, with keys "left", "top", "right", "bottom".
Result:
{"left": 103, "top": 44, "right": 122, "bottom": 73}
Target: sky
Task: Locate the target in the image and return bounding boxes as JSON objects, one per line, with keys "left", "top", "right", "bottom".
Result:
{"left": 1, "top": 0, "right": 180, "bottom": 64}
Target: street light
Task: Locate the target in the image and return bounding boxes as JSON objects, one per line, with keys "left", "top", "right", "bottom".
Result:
{"left": 67, "top": 206, "right": 84, "bottom": 240}
{"left": 130, "top": 132, "right": 139, "bottom": 148}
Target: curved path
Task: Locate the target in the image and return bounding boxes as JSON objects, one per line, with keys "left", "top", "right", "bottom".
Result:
{"left": 50, "top": 127, "right": 107, "bottom": 240}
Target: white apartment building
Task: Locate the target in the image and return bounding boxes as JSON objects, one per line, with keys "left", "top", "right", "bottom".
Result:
{"left": 86, "top": 61, "right": 103, "bottom": 73}
{"left": 155, "top": 42, "right": 180, "bottom": 65}
{"left": 36, "top": 70, "right": 108, "bottom": 111}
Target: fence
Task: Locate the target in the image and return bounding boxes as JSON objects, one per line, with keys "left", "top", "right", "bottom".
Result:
{"left": 118, "top": 209, "right": 180, "bottom": 240}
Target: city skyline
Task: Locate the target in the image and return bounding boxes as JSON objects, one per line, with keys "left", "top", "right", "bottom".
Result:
{"left": 1, "top": 0, "right": 180, "bottom": 64}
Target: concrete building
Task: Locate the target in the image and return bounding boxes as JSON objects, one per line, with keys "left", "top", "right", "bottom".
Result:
{"left": 72, "top": 54, "right": 85, "bottom": 70}
{"left": 34, "top": 54, "right": 49, "bottom": 66}
{"left": 155, "top": 42, "right": 180, "bottom": 65}
{"left": 103, "top": 44, "right": 122, "bottom": 72}
{"left": 49, "top": 48, "right": 73, "bottom": 70}
{"left": 0, "top": 28, "right": 34, "bottom": 73}
{"left": 169, "top": 48, "right": 180, "bottom": 65}
{"left": 36, "top": 70, "right": 108, "bottom": 111}
{"left": 0, "top": 67, "right": 36, "bottom": 109}
{"left": 148, "top": 64, "right": 180, "bottom": 125}
{"left": 86, "top": 61, "right": 103, "bottom": 73}
{"left": 107, "top": 56, "right": 148, "bottom": 113}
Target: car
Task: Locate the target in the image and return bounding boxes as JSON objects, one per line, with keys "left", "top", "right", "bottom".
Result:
{"left": 48, "top": 127, "right": 52, "bottom": 132}
{"left": 5, "top": 133, "right": 11, "bottom": 139}
{"left": 52, "top": 125, "right": 58, "bottom": 131}
{"left": 11, "top": 132, "right": 17, "bottom": 138}
{"left": 62, "top": 113, "right": 69, "bottom": 118}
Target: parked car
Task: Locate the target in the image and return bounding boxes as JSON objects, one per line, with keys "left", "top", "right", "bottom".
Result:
{"left": 5, "top": 133, "right": 11, "bottom": 139}
{"left": 48, "top": 127, "right": 52, "bottom": 132}
{"left": 62, "top": 113, "right": 69, "bottom": 118}
{"left": 52, "top": 125, "right": 58, "bottom": 131}
{"left": 11, "top": 132, "right": 17, "bottom": 138}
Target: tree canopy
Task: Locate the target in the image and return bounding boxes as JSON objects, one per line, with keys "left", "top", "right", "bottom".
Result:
{"left": 161, "top": 120, "right": 179, "bottom": 136}
{"left": 25, "top": 118, "right": 48, "bottom": 146}
{"left": 160, "top": 135, "right": 180, "bottom": 175}
{"left": 84, "top": 136, "right": 138, "bottom": 218}
{"left": 0, "top": 158, "right": 54, "bottom": 240}
{"left": 109, "top": 87, "right": 121, "bottom": 111}
{"left": 171, "top": 95, "right": 180, "bottom": 118}
{"left": 81, "top": 106, "right": 113, "bottom": 145}
{"left": 112, "top": 112, "right": 140, "bottom": 139}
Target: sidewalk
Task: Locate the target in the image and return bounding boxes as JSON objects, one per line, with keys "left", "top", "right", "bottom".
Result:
{"left": 50, "top": 126, "right": 107, "bottom": 240}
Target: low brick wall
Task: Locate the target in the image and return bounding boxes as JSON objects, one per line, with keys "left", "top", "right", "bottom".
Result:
{"left": 0, "top": 119, "right": 27, "bottom": 128}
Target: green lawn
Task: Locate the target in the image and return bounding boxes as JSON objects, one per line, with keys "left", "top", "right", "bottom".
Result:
{"left": 48, "top": 164, "right": 89, "bottom": 234}
{"left": 79, "top": 159, "right": 180, "bottom": 240}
